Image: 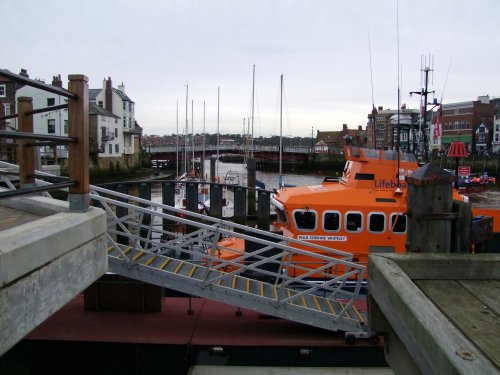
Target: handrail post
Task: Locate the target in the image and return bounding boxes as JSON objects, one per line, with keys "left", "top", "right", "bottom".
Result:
{"left": 67, "top": 75, "right": 89, "bottom": 212}
{"left": 17, "top": 97, "right": 35, "bottom": 188}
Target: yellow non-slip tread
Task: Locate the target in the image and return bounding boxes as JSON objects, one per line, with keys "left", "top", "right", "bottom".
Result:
{"left": 339, "top": 302, "right": 351, "bottom": 319}
{"left": 132, "top": 250, "right": 145, "bottom": 261}
{"left": 187, "top": 265, "right": 197, "bottom": 278}
{"left": 312, "top": 295, "right": 322, "bottom": 311}
{"left": 325, "top": 299, "right": 338, "bottom": 316}
{"left": 159, "top": 258, "right": 171, "bottom": 270}
{"left": 351, "top": 305, "right": 365, "bottom": 323}
{"left": 144, "top": 256, "right": 157, "bottom": 267}
{"left": 301, "top": 296, "right": 307, "bottom": 308}
{"left": 107, "top": 245, "right": 115, "bottom": 253}
{"left": 173, "top": 261, "right": 184, "bottom": 274}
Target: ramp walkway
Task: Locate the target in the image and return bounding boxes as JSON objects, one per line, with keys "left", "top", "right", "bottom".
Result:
{"left": 91, "top": 184, "right": 367, "bottom": 334}
{"left": 1, "top": 160, "right": 367, "bottom": 335}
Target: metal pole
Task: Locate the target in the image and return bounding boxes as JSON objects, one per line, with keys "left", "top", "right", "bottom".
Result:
{"left": 176, "top": 100, "right": 179, "bottom": 178}
{"left": 217, "top": 86, "right": 220, "bottom": 177}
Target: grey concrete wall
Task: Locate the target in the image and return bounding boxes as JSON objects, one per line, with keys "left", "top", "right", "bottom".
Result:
{"left": 0, "top": 197, "right": 107, "bottom": 356}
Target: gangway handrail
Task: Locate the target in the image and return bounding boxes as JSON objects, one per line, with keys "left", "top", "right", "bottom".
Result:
{"left": 90, "top": 184, "right": 359, "bottom": 264}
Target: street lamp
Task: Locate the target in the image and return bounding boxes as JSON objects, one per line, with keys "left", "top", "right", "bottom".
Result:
{"left": 311, "top": 126, "right": 314, "bottom": 153}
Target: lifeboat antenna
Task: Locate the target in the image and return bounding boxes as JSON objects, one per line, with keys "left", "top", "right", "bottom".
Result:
{"left": 368, "top": 30, "right": 377, "bottom": 149}
{"left": 396, "top": 0, "right": 401, "bottom": 186}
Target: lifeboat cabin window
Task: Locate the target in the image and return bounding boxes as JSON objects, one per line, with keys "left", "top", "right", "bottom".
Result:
{"left": 390, "top": 213, "right": 407, "bottom": 233}
{"left": 276, "top": 207, "right": 288, "bottom": 225}
{"left": 345, "top": 212, "right": 363, "bottom": 233}
{"left": 368, "top": 212, "right": 386, "bottom": 233}
{"left": 293, "top": 210, "right": 317, "bottom": 231}
{"left": 323, "top": 211, "right": 341, "bottom": 232}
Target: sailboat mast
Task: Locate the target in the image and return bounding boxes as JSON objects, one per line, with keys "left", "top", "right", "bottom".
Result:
{"left": 217, "top": 86, "right": 220, "bottom": 177}
{"left": 251, "top": 64, "right": 255, "bottom": 158}
{"left": 184, "top": 84, "right": 189, "bottom": 175}
{"left": 191, "top": 100, "right": 195, "bottom": 170}
{"left": 279, "top": 74, "right": 283, "bottom": 184}
{"left": 203, "top": 100, "right": 206, "bottom": 180}
{"left": 176, "top": 100, "right": 179, "bottom": 178}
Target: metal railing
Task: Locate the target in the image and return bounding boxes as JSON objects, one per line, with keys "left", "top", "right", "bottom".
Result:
{"left": 0, "top": 160, "right": 367, "bottom": 332}
{"left": 90, "top": 184, "right": 367, "bottom": 330}
{"left": 0, "top": 69, "right": 89, "bottom": 212}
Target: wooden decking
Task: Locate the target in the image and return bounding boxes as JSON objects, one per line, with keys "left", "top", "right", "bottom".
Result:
{"left": 0, "top": 205, "right": 43, "bottom": 232}
{"left": 368, "top": 253, "right": 500, "bottom": 375}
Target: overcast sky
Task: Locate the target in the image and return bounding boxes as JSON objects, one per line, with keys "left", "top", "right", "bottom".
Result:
{"left": 3, "top": 0, "right": 499, "bottom": 137}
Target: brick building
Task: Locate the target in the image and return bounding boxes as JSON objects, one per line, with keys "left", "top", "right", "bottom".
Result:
{"left": 440, "top": 96, "right": 494, "bottom": 155}
{"left": 315, "top": 124, "right": 366, "bottom": 154}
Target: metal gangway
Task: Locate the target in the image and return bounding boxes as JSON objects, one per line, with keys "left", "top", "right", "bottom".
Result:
{"left": 0, "top": 163, "right": 368, "bottom": 335}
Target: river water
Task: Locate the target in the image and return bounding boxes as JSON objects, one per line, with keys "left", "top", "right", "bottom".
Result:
{"left": 151, "top": 159, "right": 500, "bottom": 209}
{"left": 205, "top": 160, "right": 500, "bottom": 208}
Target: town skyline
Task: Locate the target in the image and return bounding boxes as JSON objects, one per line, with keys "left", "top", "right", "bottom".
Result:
{"left": 3, "top": 1, "right": 500, "bottom": 138}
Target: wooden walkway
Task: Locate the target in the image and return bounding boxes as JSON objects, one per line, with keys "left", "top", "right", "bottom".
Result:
{"left": 369, "top": 253, "right": 500, "bottom": 375}
{"left": 0, "top": 205, "right": 43, "bottom": 232}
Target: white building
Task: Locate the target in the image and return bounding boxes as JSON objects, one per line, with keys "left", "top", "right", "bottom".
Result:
{"left": 89, "top": 103, "right": 121, "bottom": 157}
{"left": 90, "top": 77, "right": 137, "bottom": 157}
{"left": 15, "top": 75, "right": 69, "bottom": 160}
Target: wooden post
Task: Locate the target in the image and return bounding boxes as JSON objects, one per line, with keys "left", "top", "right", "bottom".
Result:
{"left": 209, "top": 183, "right": 222, "bottom": 219}
{"left": 17, "top": 97, "right": 35, "bottom": 188}
{"left": 210, "top": 156, "right": 216, "bottom": 183}
{"left": 406, "top": 164, "right": 454, "bottom": 253}
{"left": 257, "top": 190, "right": 270, "bottom": 230}
{"left": 234, "top": 186, "right": 247, "bottom": 227}
{"left": 162, "top": 181, "right": 176, "bottom": 234}
{"left": 67, "top": 75, "right": 89, "bottom": 212}
{"left": 247, "top": 158, "right": 256, "bottom": 215}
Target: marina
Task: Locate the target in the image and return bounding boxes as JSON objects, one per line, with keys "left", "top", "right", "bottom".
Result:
{"left": 2, "top": 2, "right": 500, "bottom": 370}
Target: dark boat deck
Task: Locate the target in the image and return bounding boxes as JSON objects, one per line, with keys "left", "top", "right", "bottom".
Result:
{"left": 26, "top": 295, "right": 367, "bottom": 347}
{"left": 1, "top": 295, "right": 386, "bottom": 374}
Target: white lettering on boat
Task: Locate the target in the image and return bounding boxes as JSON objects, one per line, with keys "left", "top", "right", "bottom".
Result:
{"left": 297, "top": 235, "right": 347, "bottom": 241}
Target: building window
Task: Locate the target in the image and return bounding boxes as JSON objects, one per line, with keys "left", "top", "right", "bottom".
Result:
{"left": 47, "top": 119, "right": 55, "bottom": 134}
{"left": 115, "top": 144, "right": 119, "bottom": 153}
{"left": 47, "top": 98, "right": 55, "bottom": 106}
{"left": 64, "top": 120, "right": 68, "bottom": 134}
{"left": 109, "top": 144, "right": 112, "bottom": 154}
{"left": 115, "top": 128, "right": 118, "bottom": 137}
{"left": 123, "top": 102, "right": 126, "bottom": 110}
{"left": 0, "top": 84, "right": 5, "bottom": 97}
{"left": 98, "top": 101, "right": 103, "bottom": 107}
{"left": 3, "top": 103, "right": 10, "bottom": 116}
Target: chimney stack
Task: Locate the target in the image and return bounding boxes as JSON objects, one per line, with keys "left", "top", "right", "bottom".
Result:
{"left": 105, "top": 77, "right": 113, "bottom": 113}
{"left": 19, "top": 69, "right": 29, "bottom": 78}
{"left": 51, "top": 74, "right": 62, "bottom": 88}
{"left": 342, "top": 124, "right": 348, "bottom": 131}
{"left": 118, "top": 82, "right": 125, "bottom": 93}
